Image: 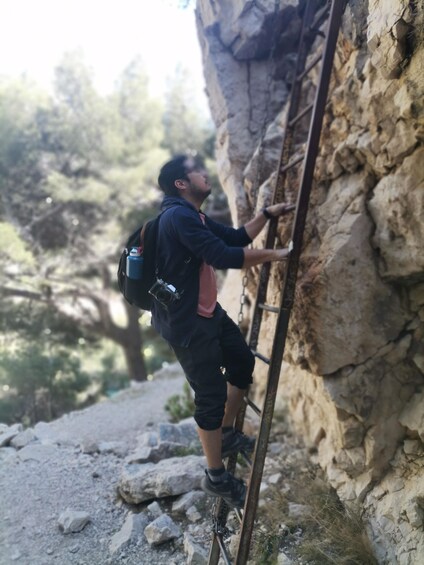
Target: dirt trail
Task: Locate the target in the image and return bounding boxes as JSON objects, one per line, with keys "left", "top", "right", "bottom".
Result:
{"left": 0, "top": 364, "right": 187, "bottom": 565}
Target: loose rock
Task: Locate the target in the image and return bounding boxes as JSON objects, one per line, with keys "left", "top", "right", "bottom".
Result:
{"left": 109, "top": 512, "right": 149, "bottom": 555}
{"left": 144, "top": 514, "right": 182, "bottom": 546}
{"left": 58, "top": 509, "right": 91, "bottom": 534}
{"left": 147, "top": 501, "right": 163, "bottom": 519}
{"left": 184, "top": 532, "right": 208, "bottom": 564}
{"left": 10, "top": 428, "right": 37, "bottom": 449}
{"left": 172, "top": 491, "right": 206, "bottom": 514}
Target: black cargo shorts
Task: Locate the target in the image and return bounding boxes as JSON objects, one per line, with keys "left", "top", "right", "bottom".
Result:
{"left": 171, "top": 304, "right": 255, "bottom": 431}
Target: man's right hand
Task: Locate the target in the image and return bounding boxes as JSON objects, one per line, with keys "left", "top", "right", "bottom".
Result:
{"left": 243, "top": 247, "right": 290, "bottom": 268}
{"left": 275, "top": 248, "right": 290, "bottom": 261}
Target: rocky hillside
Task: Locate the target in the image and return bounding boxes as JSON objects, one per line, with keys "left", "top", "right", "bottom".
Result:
{"left": 195, "top": 1, "right": 424, "bottom": 563}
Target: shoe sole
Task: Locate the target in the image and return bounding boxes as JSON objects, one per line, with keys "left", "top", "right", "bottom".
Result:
{"left": 200, "top": 477, "right": 245, "bottom": 508}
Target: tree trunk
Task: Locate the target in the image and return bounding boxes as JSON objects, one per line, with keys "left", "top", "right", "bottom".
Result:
{"left": 122, "top": 303, "right": 148, "bottom": 382}
{"left": 1, "top": 285, "right": 150, "bottom": 382}
{"left": 122, "top": 340, "right": 148, "bottom": 381}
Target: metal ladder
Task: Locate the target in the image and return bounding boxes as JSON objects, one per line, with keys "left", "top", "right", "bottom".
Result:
{"left": 207, "top": 1, "right": 346, "bottom": 563}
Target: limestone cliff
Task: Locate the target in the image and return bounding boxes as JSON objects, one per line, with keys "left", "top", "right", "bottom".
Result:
{"left": 195, "top": 1, "right": 424, "bottom": 563}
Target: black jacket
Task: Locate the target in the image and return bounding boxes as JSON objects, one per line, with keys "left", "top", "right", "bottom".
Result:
{"left": 151, "top": 196, "right": 252, "bottom": 346}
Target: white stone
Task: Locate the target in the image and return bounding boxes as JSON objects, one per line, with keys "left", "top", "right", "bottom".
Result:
{"left": 119, "top": 455, "right": 206, "bottom": 504}
{"left": 147, "top": 501, "right": 162, "bottom": 519}
{"left": 109, "top": 513, "right": 148, "bottom": 555}
{"left": 277, "top": 552, "right": 293, "bottom": 565}
{"left": 186, "top": 505, "right": 202, "bottom": 522}
{"left": 79, "top": 439, "right": 99, "bottom": 454}
{"left": 268, "top": 473, "right": 282, "bottom": 485}
{"left": 172, "top": 491, "right": 206, "bottom": 514}
{"left": 184, "top": 532, "right": 208, "bottom": 565}
{"left": 144, "top": 514, "right": 181, "bottom": 546}
{"left": 10, "top": 429, "right": 37, "bottom": 449}
{"left": 58, "top": 509, "right": 90, "bottom": 534}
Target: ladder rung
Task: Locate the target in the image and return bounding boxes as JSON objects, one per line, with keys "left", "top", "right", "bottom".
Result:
{"left": 280, "top": 153, "right": 304, "bottom": 173}
{"left": 216, "top": 533, "right": 231, "bottom": 565}
{"left": 258, "top": 303, "right": 279, "bottom": 314}
{"left": 296, "top": 52, "right": 323, "bottom": 82}
{"left": 251, "top": 350, "right": 270, "bottom": 364}
{"left": 288, "top": 102, "right": 314, "bottom": 128}
{"left": 244, "top": 396, "right": 262, "bottom": 417}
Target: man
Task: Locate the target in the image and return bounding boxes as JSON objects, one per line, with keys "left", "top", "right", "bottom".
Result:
{"left": 151, "top": 154, "right": 291, "bottom": 508}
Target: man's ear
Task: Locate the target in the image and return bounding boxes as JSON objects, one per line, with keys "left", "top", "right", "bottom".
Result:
{"left": 175, "top": 179, "right": 186, "bottom": 190}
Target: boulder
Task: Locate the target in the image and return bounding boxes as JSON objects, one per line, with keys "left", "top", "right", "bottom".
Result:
{"left": 119, "top": 455, "right": 206, "bottom": 504}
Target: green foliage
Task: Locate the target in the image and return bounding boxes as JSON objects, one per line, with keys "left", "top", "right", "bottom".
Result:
{"left": 162, "top": 65, "right": 214, "bottom": 156}
{"left": 0, "top": 51, "right": 216, "bottom": 405}
{"left": 0, "top": 344, "right": 90, "bottom": 426}
{"left": 92, "top": 354, "right": 129, "bottom": 397}
{"left": 0, "top": 222, "right": 35, "bottom": 267}
{"left": 164, "top": 381, "right": 195, "bottom": 423}
{"left": 114, "top": 57, "right": 165, "bottom": 164}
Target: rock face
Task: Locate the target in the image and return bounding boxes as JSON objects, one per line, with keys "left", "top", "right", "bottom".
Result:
{"left": 196, "top": 1, "right": 424, "bottom": 563}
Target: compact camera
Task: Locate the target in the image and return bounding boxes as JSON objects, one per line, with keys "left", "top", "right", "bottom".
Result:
{"left": 149, "top": 278, "right": 182, "bottom": 308}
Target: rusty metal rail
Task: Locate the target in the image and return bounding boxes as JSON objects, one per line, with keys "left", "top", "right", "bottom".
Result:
{"left": 207, "top": 1, "right": 346, "bottom": 564}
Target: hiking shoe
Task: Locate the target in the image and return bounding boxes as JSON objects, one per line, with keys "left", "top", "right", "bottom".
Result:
{"left": 221, "top": 429, "right": 256, "bottom": 459}
{"left": 201, "top": 470, "right": 246, "bottom": 508}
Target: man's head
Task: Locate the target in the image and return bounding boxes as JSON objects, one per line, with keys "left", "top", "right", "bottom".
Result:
{"left": 158, "top": 154, "right": 210, "bottom": 205}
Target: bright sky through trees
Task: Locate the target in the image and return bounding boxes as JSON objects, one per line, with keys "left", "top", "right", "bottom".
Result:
{"left": 1, "top": 0, "right": 208, "bottom": 112}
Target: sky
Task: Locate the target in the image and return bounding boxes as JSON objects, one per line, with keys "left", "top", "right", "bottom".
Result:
{"left": 0, "top": 0, "right": 209, "bottom": 113}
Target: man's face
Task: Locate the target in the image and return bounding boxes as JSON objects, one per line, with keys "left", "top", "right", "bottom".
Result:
{"left": 183, "top": 158, "right": 211, "bottom": 200}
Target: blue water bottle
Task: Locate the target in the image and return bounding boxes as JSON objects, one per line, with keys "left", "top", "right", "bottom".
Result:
{"left": 126, "top": 247, "right": 144, "bottom": 280}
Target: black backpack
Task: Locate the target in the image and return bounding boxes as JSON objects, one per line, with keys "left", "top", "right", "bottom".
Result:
{"left": 117, "top": 215, "right": 162, "bottom": 311}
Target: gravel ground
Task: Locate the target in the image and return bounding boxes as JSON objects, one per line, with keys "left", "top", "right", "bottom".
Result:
{"left": 0, "top": 362, "right": 326, "bottom": 565}
{"left": 0, "top": 364, "right": 192, "bottom": 565}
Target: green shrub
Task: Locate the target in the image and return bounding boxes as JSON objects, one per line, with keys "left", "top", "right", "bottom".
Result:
{"left": 164, "top": 381, "right": 195, "bottom": 423}
{"left": 0, "top": 344, "right": 90, "bottom": 425}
